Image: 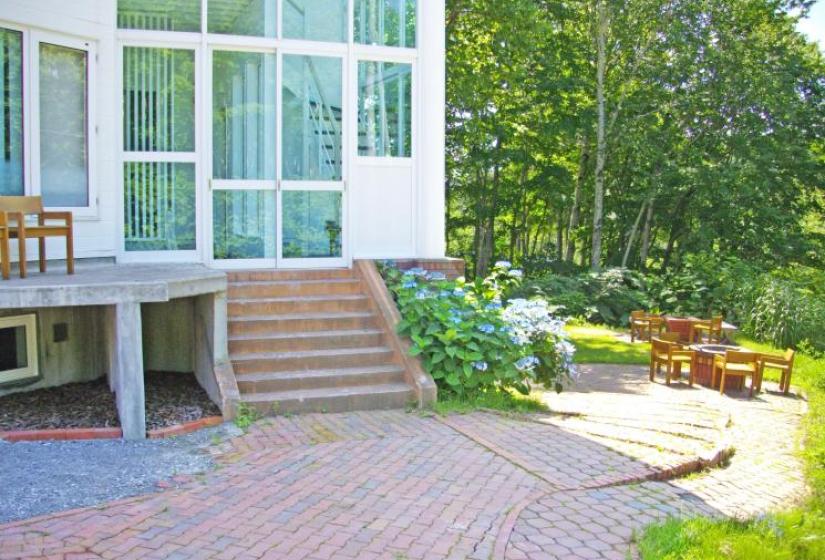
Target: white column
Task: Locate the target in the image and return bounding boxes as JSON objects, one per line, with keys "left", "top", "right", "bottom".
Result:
{"left": 107, "top": 302, "right": 146, "bottom": 440}
{"left": 417, "top": 0, "right": 447, "bottom": 258}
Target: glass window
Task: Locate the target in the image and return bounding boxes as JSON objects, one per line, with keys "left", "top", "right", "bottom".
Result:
{"left": 39, "top": 43, "right": 89, "bottom": 207}
{"left": 0, "top": 28, "right": 24, "bottom": 196}
{"left": 284, "top": 0, "right": 347, "bottom": 43}
{"left": 212, "top": 51, "right": 276, "bottom": 180}
{"left": 282, "top": 191, "right": 342, "bottom": 258}
{"left": 358, "top": 61, "right": 411, "bottom": 157}
{"left": 282, "top": 55, "right": 343, "bottom": 181}
{"left": 354, "top": 0, "right": 416, "bottom": 48}
{"left": 124, "top": 162, "right": 196, "bottom": 251}
{"left": 117, "top": 0, "right": 201, "bottom": 32}
{"left": 208, "top": 0, "right": 276, "bottom": 38}
{"left": 213, "top": 190, "right": 275, "bottom": 259}
{"left": 123, "top": 47, "right": 195, "bottom": 153}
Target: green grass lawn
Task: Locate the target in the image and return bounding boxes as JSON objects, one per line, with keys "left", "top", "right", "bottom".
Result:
{"left": 566, "top": 323, "right": 650, "bottom": 365}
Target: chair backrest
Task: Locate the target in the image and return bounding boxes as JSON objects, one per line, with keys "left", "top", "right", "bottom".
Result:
{"left": 0, "top": 196, "right": 44, "bottom": 214}
{"left": 651, "top": 338, "right": 675, "bottom": 355}
{"left": 725, "top": 350, "right": 758, "bottom": 365}
{"left": 711, "top": 315, "right": 723, "bottom": 329}
{"left": 631, "top": 310, "right": 647, "bottom": 321}
{"left": 784, "top": 348, "right": 796, "bottom": 364}
{"left": 659, "top": 332, "right": 681, "bottom": 343}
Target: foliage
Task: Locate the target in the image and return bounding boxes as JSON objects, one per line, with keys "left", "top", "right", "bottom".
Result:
{"left": 431, "top": 388, "right": 549, "bottom": 416}
{"left": 233, "top": 402, "right": 260, "bottom": 431}
{"left": 566, "top": 323, "right": 650, "bottom": 365}
{"left": 382, "top": 261, "right": 577, "bottom": 397}
{"left": 638, "top": 513, "right": 825, "bottom": 560}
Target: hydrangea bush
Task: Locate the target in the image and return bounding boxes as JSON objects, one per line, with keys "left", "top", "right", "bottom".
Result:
{"left": 381, "top": 261, "right": 577, "bottom": 396}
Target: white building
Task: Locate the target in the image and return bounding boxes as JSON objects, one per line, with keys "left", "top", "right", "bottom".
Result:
{"left": 0, "top": 0, "right": 452, "bottom": 439}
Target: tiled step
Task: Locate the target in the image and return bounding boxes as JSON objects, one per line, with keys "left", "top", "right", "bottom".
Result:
{"left": 228, "top": 269, "right": 355, "bottom": 282}
{"left": 231, "top": 346, "right": 396, "bottom": 374}
{"left": 229, "top": 329, "right": 386, "bottom": 354}
{"left": 228, "top": 295, "right": 371, "bottom": 316}
{"left": 228, "top": 311, "right": 379, "bottom": 336}
{"left": 228, "top": 278, "right": 363, "bottom": 299}
{"left": 239, "top": 383, "right": 415, "bottom": 415}
{"left": 236, "top": 365, "right": 406, "bottom": 393}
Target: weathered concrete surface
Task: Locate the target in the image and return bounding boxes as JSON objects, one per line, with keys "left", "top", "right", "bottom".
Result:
{"left": 194, "top": 291, "right": 238, "bottom": 419}
{"left": 105, "top": 302, "right": 146, "bottom": 441}
{"left": 0, "top": 263, "right": 226, "bottom": 309}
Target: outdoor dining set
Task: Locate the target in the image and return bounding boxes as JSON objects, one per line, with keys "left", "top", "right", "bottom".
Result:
{"left": 630, "top": 311, "right": 795, "bottom": 398}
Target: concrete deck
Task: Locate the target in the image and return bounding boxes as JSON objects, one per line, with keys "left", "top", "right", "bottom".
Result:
{"left": 0, "top": 263, "right": 227, "bottom": 309}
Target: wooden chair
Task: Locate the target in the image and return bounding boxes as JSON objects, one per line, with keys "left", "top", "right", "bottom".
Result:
{"left": 0, "top": 196, "right": 74, "bottom": 280}
{"left": 650, "top": 337, "right": 695, "bottom": 386}
{"left": 758, "top": 349, "right": 795, "bottom": 395}
{"left": 0, "top": 218, "right": 9, "bottom": 281}
{"left": 658, "top": 331, "right": 682, "bottom": 344}
{"left": 630, "top": 311, "right": 663, "bottom": 342}
{"left": 691, "top": 316, "right": 723, "bottom": 344}
{"left": 713, "top": 350, "right": 759, "bottom": 397}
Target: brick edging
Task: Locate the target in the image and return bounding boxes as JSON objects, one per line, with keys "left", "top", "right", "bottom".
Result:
{"left": 0, "top": 416, "right": 225, "bottom": 442}
{"left": 147, "top": 416, "right": 224, "bottom": 439}
{"left": 0, "top": 427, "right": 122, "bottom": 442}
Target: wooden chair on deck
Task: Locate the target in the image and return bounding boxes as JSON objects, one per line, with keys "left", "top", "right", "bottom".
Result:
{"left": 631, "top": 311, "right": 663, "bottom": 342}
{"left": 713, "top": 350, "right": 759, "bottom": 397}
{"left": 690, "top": 316, "right": 723, "bottom": 344}
{"left": 758, "top": 349, "right": 796, "bottom": 395}
{"left": 650, "top": 337, "right": 695, "bottom": 386}
{"left": 0, "top": 196, "right": 74, "bottom": 280}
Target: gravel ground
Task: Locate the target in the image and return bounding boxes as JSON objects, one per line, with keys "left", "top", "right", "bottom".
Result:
{"left": 0, "top": 423, "right": 243, "bottom": 524}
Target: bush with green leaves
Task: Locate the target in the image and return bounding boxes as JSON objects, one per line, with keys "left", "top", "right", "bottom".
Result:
{"left": 382, "top": 261, "right": 576, "bottom": 397}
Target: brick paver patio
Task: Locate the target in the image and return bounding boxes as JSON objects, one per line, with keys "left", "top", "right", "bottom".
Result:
{"left": 0, "top": 365, "right": 807, "bottom": 560}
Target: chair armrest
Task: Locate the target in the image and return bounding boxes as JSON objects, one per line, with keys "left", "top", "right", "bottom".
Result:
{"left": 671, "top": 350, "right": 694, "bottom": 358}
{"left": 40, "top": 211, "right": 73, "bottom": 224}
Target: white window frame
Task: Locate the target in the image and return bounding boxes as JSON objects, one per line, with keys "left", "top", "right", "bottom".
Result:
{"left": 0, "top": 314, "right": 39, "bottom": 386}
{"left": 0, "top": 22, "right": 98, "bottom": 218}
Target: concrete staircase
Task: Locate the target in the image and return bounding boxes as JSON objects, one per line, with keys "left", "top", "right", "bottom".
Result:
{"left": 227, "top": 269, "right": 417, "bottom": 415}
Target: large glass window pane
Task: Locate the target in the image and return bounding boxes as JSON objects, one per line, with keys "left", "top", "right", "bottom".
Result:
{"left": 354, "top": 0, "right": 416, "bottom": 48}
{"left": 124, "top": 162, "right": 196, "bottom": 251}
{"left": 358, "top": 61, "right": 411, "bottom": 157}
{"left": 0, "top": 29, "right": 23, "bottom": 196}
{"left": 208, "top": 0, "right": 276, "bottom": 38}
{"left": 213, "top": 190, "right": 275, "bottom": 259}
{"left": 123, "top": 47, "right": 195, "bottom": 153}
{"left": 117, "top": 0, "right": 201, "bottom": 32}
{"left": 39, "top": 43, "right": 89, "bottom": 207}
{"left": 284, "top": 0, "right": 347, "bottom": 43}
{"left": 282, "top": 191, "right": 342, "bottom": 258}
{"left": 212, "top": 51, "right": 276, "bottom": 180}
{"left": 282, "top": 55, "right": 342, "bottom": 181}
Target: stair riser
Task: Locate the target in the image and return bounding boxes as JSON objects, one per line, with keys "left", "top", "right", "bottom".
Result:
{"left": 228, "top": 269, "right": 355, "bottom": 282}
{"left": 242, "top": 390, "right": 415, "bottom": 415}
{"left": 233, "top": 351, "right": 396, "bottom": 374}
{"left": 228, "top": 281, "right": 363, "bottom": 299}
{"left": 237, "top": 370, "right": 406, "bottom": 393}
{"left": 230, "top": 332, "right": 385, "bottom": 354}
{"left": 229, "top": 298, "right": 369, "bottom": 316}
{"left": 229, "top": 315, "right": 379, "bottom": 336}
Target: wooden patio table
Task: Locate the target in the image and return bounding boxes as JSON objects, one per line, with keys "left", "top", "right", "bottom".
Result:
{"left": 665, "top": 316, "right": 738, "bottom": 343}
{"left": 690, "top": 343, "right": 747, "bottom": 389}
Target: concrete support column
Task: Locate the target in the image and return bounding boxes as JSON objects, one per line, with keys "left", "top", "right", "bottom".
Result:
{"left": 418, "top": 0, "right": 447, "bottom": 258}
{"left": 194, "top": 291, "right": 239, "bottom": 419}
{"left": 106, "top": 302, "right": 146, "bottom": 440}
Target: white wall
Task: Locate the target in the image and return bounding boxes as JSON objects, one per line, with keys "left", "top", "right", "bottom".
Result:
{"left": 1, "top": 0, "right": 119, "bottom": 262}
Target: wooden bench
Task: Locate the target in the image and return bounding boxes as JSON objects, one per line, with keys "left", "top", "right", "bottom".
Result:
{"left": 0, "top": 196, "right": 74, "bottom": 280}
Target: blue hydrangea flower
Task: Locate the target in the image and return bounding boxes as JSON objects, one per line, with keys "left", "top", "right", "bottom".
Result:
{"left": 509, "top": 269, "right": 524, "bottom": 279}
{"left": 453, "top": 288, "right": 466, "bottom": 297}
{"left": 515, "top": 356, "right": 541, "bottom": 371}
{"left": 494, "top": 260, "right": 512, "bottom": 269}
{"left": 416, "top": 289, "right": 431, "bottom": 300}
{"left": 402, "top": 279, "right": 417, "bottom": 289}
{"left": 472, "top": 361, "right": 489, "bottom": 372}
{"left": 406, "top": 267, "right": 428, "bottom": 277}
{"left": 486, "top": 301, "right": 503, "bottom": 311}
{"left": 478, "top": 324, "right": 495, "bottom": 334}
{"left": 427, "top": 272, "right": 447, "bottom": 281}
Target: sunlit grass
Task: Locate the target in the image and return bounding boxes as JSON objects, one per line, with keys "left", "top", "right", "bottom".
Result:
{"left": 566, "top": 323, "right": 650, "bottom": 365}
{"left": 432, "top": 388, "right": 549, "bottom": 416}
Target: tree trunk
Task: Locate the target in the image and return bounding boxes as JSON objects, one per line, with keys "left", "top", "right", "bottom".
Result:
{"left": 621, "top": 200, "right": 647, "bottom": 268}
{"left": 565, "top": 133, "right": 589, "bottom": 263}
{"left": 590, "top": 0, "right": 608, "bottom": 272}
{"left": 639, "top": 197, "right": 654, "bottom": 269}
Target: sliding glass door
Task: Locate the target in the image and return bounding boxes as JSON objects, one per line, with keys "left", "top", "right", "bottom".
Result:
{"left": 278, "top": 53, "right": 346, "bottom": 268}
{"left": 210, "top": 49, "right": 277, "bottom": 268}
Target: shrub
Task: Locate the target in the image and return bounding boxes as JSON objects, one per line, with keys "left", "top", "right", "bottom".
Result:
{"left": 382, "top": 261, "right": 576, "bottom": 397}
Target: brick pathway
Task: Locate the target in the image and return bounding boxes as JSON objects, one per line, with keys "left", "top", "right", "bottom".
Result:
{"left": 0, "top": 365, "right": 807, "bottom": 560}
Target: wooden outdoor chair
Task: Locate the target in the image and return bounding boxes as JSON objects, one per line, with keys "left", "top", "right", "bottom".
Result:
{"left": 758, "top": 349, "right": 796, "bottom": 395}
{"left": 713, "top": 350, "right": 759, "bottom": 398}
{"left": 690, "top": 315, "right": 723, "bottom": 344}
{"left": 650, "top": 337, "right": 695, "bottom": 386}
{"left": 630, "top": 311, "right": 663, "bottom": 342}
{"left": 0, "top": 196, "right": 74, "bottom": 280}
